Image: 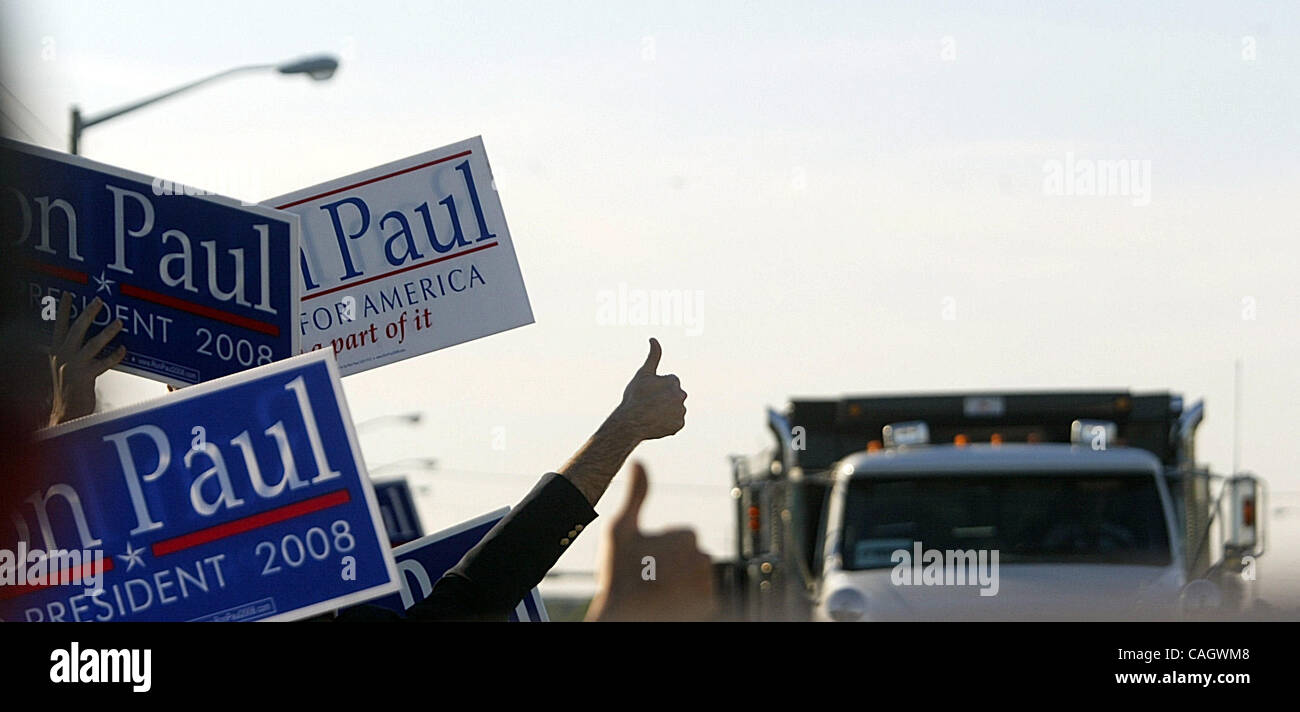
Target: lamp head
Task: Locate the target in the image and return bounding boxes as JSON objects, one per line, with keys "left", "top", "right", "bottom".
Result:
{"left": 277, "top": 55, "right": 339, "bottom": 81}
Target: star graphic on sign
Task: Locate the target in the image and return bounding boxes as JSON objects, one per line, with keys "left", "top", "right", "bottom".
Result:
{"left": 117, "top": 542, "right": 146, "bottom": 571}
{"left": 92, "top": 270, "right": 116, "bottom": 296}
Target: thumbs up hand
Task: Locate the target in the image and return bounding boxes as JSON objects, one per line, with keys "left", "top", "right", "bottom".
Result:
{"left": 611, "top": 338, "right": 687, "bottom": 442}
{"left": 585, "top": 462, "right": 715, "bottom": 621}
{"left": 556, "top": 339, "right": 688, "bottom": 506}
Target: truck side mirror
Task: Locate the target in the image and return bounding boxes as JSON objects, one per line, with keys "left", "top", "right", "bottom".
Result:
{"left": 1224, "top": 474, "right": 1261, "bottom": 554}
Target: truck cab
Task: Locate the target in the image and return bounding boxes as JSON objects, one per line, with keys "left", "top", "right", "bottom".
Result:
{"left": 817, "top": 443, "right": 1185, "bottom": 620}
{"left": 728, "top": 392, "right": 1265, "bottom": 622}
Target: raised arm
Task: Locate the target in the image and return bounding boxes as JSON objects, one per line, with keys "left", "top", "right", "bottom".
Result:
{"left": 558, "top": 337, "right": 687, "bottom": 506}
{"left": 392, "top": 338, "right": 687, "bottom": 621}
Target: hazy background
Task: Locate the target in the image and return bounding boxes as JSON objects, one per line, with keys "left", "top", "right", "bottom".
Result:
{"left": 3, "top": 0, "right": 1296, "bottom": 603}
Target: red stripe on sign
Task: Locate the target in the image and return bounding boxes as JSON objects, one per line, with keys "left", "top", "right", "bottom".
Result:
{"left": 273, "top": 150, "right": 473, "bottom": 210}
{"left": 0, "top": 556, "right": 115, "bottom": 601}
{"left": 303, "top": 241, "right": 499, "bottom": 301}
{"left": 26, "top": 262, "right": 89, "bottom": 284}
{"left": 151, "top": 489, "right": 351, "bottom": 557}
{"left": 120, "top": 283, "right": 281, "bottom": 337}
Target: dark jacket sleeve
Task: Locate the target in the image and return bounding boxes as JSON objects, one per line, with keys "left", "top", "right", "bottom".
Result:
{"left": 336, "top": 472, "right": 597, "bottom": 622}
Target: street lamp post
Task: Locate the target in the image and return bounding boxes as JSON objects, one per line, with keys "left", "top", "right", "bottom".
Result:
{"left": 355, "top": 412, "right": 423, "bottom": 432}
{"left": 68, "top": 54, "right": 339, "bottom": 155}
{"left": 369, "top": 458, "right": 439, "bottom": 478}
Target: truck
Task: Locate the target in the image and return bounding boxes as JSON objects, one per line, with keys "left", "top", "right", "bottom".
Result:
{"left": 726, "top": 391, "right": 1266, "bottom": 621}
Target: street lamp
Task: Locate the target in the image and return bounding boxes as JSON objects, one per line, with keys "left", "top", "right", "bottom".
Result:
{"left": 369, "top": 458, "right": 439, "bottom": 478}
{"left": 68, "top": 54, "right": 340, "bottom": 154}
{"left": 355, "top": 412, "right": 423, "bottom": 432}
{"left": 369, "top": 458, "right": 439, "bottom": 499}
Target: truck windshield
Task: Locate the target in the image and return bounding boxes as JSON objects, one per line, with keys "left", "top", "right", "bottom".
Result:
{"left": 841, "top": 473, "right": 1172, "bottom": 568}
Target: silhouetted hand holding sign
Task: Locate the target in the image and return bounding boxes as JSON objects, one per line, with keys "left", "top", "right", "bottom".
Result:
{"left": 585, "top": 462, "right": 715, "bottom": 621}
{"left": 49, "top": 293, "right": 125, "bottom": 424}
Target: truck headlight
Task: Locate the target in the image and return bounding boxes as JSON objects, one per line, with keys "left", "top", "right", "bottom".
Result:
{"left": 826, "top": 588, "right": 868, "bottom": 621}
{"left": 1178, "top": 579, "right": 1223, "bottom": 616}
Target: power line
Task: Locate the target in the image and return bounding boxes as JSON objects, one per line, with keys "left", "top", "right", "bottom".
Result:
{"left": 0, "top": 81, "right": 60, "bottom": 144}
{"left": 0, "top": 108, "right": 38, "bottom": 142}
{"left": 432, "top": 466, "right": 726, "bottom": 493}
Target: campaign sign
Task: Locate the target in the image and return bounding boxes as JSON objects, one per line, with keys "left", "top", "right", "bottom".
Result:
{"left": 359, "top": 508, "right": 547, "bottom": 621}
{"left": 1, "top": 139, "right": 301, "bottom": 386}
{"left": 266, "top": 136, "right": 533, "bottom": 376}
{"left": 372, "top": 477, "right": 423, "bottom": 546}
{"left": 0, "top": 350, "right": 399, "bottom": 622}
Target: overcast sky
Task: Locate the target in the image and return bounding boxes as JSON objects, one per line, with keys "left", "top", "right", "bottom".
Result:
{"left": 3, "top": 0, "right": 1297, "bottom": 576}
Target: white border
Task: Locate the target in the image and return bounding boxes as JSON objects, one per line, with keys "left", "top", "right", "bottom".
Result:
{"left": 3, "top": 137, "right": 302, "bottom": 387}
{"left": 524, "top": 588, "right": 550, "bottom": 622}
{"left": 35, "top": 349, "right": 401, "bottom": 621}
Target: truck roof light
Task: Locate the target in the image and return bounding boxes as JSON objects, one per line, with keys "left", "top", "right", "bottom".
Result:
{"left": 882, "top": 421, "right": 929, "bottom": 448}
{"left": 963, "top": 396, "right": 1005, "bottom": 417}
{"left": 954, "top": 434, "right": 969, "bottom": 447}
{"left": 990, "top": 433, "right": 1003, "bottom": 445}
{"left": 867, "top": 440, "right": 882, "bottom": 452}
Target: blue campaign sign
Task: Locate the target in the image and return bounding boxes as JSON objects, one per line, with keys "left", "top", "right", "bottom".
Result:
{"left": 1, "top": 139, "right": 300, "bottom": 386}
{"left": 0, "top": 350, "right": 398, "bottom": 622}
{"left": 372, "top": 477, "right": 423, "bottom": 546}
{"left": 360, "top": 508, "right": 548, "bottom": 621}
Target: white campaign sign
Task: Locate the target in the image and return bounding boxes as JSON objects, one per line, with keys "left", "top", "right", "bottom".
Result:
{"left": 266, "top": 137, "right": 533, "bottom": 376}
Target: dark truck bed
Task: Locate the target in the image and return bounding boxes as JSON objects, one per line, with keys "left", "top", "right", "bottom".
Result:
{"left": 787, "top": 391, "right": 1182, "bottom": 471}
